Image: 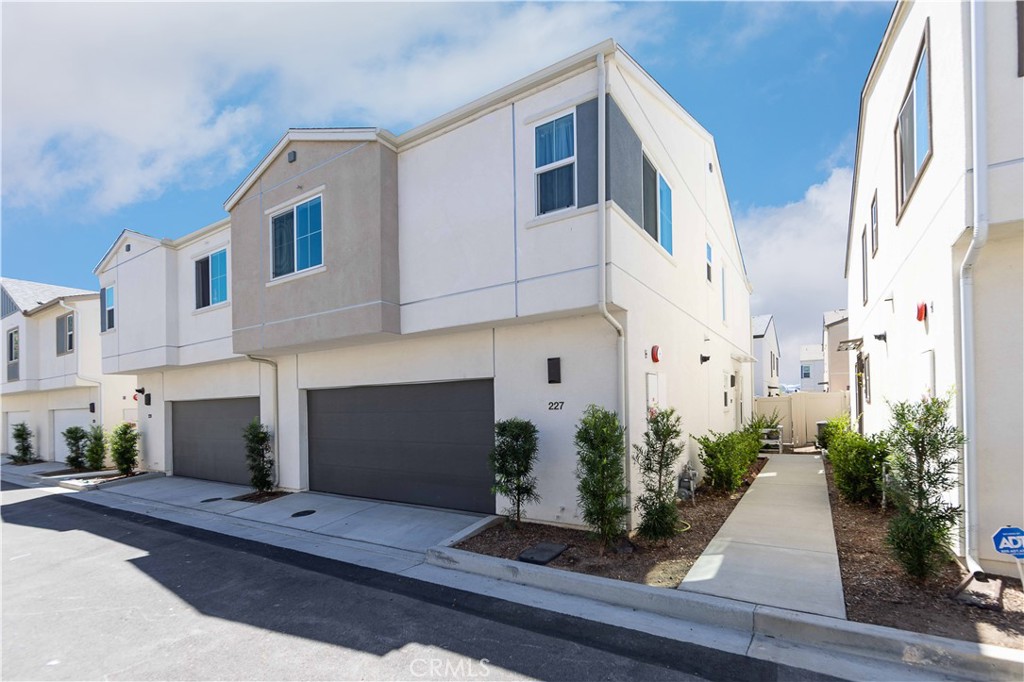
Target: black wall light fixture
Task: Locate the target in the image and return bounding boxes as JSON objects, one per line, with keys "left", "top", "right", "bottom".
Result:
{"left": 700, "top": 354, "right": 711, "bottom": 364}
{"left": 873, "top": 332, "right": 887, "bottom": 343}
{"left": 135, "top": 387, "right": 145, "bottom": 395}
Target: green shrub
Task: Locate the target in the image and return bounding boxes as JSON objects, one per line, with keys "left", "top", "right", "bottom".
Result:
{"left": 242, "top": 419, "right": 274, "bottom": 493}
{"left": 61, "top": 426, "right": 89, "bottom": 470}
{"left": 632, "top": 407, "right": 684, "bottom": 541}
{"left": 85, "top": 425, "right": 107, "bottom": 470}
{"left": 489, "top": 418, "right": 541, "bottom": 526}
{"left": 746, "top": 409, "right": 781, "bottom": 433}
{"left": 696, "top": 428, "right": 760, "bottom": 492}
{"left": 109, "top": 422, "right": 139, "bottom": 476}
{"left": 883, "top": 394, "right": 964, "bottom": 580}
{"left": 829, "top": 427, "right": 888, "bottom": 505}
{"left": 574, "top": 405, "right": 629, "bottom": 550}
{"left": 11, "top": 422, "right": 35, "bottom": 464}
{"left": 818, "top": 414, "right": 849, "bottom": 451}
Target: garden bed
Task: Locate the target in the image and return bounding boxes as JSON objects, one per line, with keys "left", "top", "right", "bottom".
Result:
{"left": 231, "top": 491, "right": 291, "bottom": 504}
{"left": 457, "top": 457, "right": 766, "bottom": 587}
{"left": 824, "top": 459, "right": 1023, "bottom": 648}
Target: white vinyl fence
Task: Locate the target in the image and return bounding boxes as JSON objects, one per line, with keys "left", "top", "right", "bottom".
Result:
{"left": 754, "top": 391, "right": 850, "bottom": 446}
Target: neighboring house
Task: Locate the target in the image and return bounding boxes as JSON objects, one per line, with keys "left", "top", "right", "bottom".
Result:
{"left": 798, "top": 345, "right": 825, "bottom": 393}
{"left": 821, "top": 309, "right": 850, "bottom": 393}
{"left": 845, "top": 1, "right": 1022, "bottom": 576}
{"left": 751, "top": 314, "right": 781, "bottom": 397}
{"left": 97, "top": 40, "right": 754, "bottom": 528}
{"left": 1, "top": 278, "right": 137, "bottom": 461}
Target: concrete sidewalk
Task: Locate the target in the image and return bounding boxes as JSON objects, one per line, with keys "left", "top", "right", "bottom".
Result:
{"left": 678, "top": 453, "right": 846, "bottom": 619}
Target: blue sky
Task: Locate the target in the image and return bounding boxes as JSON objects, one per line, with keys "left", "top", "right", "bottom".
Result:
{"left": 1, "top": 1, "right": 894, "bottom": 382}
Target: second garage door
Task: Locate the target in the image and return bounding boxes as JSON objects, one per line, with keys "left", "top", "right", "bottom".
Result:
{"left": 53, "top": 409, "right": 94, "bottom": 463}
{"left": 171, "top": 398, "right": 259, "bottom": 485}
{"left": 308, "top": 380, "right": 495, "bottom": 513}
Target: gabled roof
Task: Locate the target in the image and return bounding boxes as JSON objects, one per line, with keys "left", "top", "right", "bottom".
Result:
{"left": 93, "top": 229, "right": 163, "bottom": 275}
{"left": 93, "top": 219, "right": 231, "bottom": 275}
{"left": 1, "top": 277, "right": 95, "bottom": 316}
{"left": 752, "top": 314, "right": 774, "bottom": 337}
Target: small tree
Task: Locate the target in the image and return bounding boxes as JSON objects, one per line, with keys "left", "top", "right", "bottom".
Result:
{"left": 489, "top": 418, "right": 540, "bottom": 526}
{"left": 61, "top": 426, "right": 89, "bottom": 470}
{"left": 10, "top": 422, "right": 35, "bottom": 463}
{"left": 85, "top": 425, "right": 107, "bottom": 470}
{"left": 242, "top": 418, "right": 274, "bottom": 493}
{"left": 575, "top": 405, "right": 629, "bottom": 552}
{"left": 883, "top": 394, "right": 965, "bottom": 580}
{"left": 633, "top": 407, "right": 684, "bottom": 542}
{"left": 109, "top": 422, "right": 139, "bottom": 476}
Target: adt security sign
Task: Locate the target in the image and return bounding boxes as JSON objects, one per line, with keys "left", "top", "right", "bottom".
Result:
{"left": 992, "top": 526, "right": 1024, "bottom": 558}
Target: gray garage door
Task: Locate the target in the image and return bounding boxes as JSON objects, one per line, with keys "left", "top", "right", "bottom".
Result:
{"left": 171, "top": 398, "right": 260, "bottom": 486}
{"left": 308, "top": 380, "right": 495, "bottom": 513}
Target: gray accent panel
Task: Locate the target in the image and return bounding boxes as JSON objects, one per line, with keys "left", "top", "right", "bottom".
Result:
{"left": 172, "top": 398, "right": 259, "bottom": 486}
{"left": 575, "top": 98, "right": 598, "bottom": 208}
{"left": 606, "top": 96, "right": 643, "bottom": 227}
{"left": 308, "top": 380, "right": 495, "bottom": 514}
{"left": 1, "top": 288, "right": 17, "bottom": 318}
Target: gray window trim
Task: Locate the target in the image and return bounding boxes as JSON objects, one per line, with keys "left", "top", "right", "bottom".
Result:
{"left": 57, "top": 312, "right": 74, "bottom": 356}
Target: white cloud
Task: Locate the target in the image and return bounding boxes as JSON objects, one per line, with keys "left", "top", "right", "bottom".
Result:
{"left": 736, "top": 166, "right": 853, "bottom": 384}
{"left": 2, "top": 2, "right": 661, "bottom": 214}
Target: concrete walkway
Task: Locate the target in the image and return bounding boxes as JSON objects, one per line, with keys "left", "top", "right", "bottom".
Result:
{"left": 678, "top": 453, "right": 846, "bottom": 619}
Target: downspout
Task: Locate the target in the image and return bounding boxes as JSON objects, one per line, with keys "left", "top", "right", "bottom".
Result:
{"left": 246, "top": 354, "right": 280, "bottom": 486}
{"left": 959, "top": 0, "right": 987, "bottom": 576}
{"left": 596, "top": 53, "right": 630, "bottom": 498}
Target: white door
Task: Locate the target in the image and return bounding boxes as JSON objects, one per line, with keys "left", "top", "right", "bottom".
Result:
{"left": 53, "top": 409, "right": 94, "bottom": 463}
{"left": 5, "top": 411, "right": 31, "bottom": 456}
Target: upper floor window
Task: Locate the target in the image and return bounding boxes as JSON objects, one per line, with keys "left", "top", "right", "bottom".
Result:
{"left": 6, "top": 328, "right": 18, "bottom": 381}
{"left": 641, "top": 154, "right": 674, "bottom": 254}
{"left": 896, "top": 34, "right": 931, "bottom": 210}
{"left": 801, "top": 364, "right": 811, "bottom": 379}
{"left": 535, "top": 113, "right": 575, "bottom": 215}
{"left": 870, "top": 193, "right": 879, "bottom": 256}
{"left": 861, "top": 228, "right": 869, "bottom": 305}
{"left": 100, "top": 286, "right": 115, "bottom": 331}
{"left": 721, "top": 267, "right": 727, "bottom": 322}
{"left": 57, "top": 312, "right": 74, "bottom": 355}
{"left": 196, "top": 249, "right": 228, "bottom": 309}
{"left": 706, "top": 243, "right": 713, "bottom": 283}
{"left": 273, "top": 196, "right": 323, "bottom": 279}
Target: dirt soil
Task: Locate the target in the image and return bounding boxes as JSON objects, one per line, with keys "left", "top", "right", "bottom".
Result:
{"left": 40, "top": 467, "right": 116, "bottom": 477}
{"left": 458, "top": 453, "right": 1023, "bottom": 648}
{"left": 458, "top": 458, "right": 765, "bottom": 588}
{"left": 231, "top": 491, "right": 292, "bottom": 504}
{"left": 824, "top": 460, "right": 1023, "bottom": 648}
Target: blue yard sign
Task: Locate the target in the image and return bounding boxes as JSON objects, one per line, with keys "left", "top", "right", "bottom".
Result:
{"left": 992, "top": 527, "right": 1024, "bottom": 559}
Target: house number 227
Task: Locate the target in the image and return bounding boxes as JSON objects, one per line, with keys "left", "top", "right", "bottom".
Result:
{"left": 547, "top": 401, "right": 565, "bottom": 411}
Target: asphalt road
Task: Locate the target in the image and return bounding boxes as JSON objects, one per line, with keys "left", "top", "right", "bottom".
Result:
{"left": 1, "top": 483, "right": 709, "bottom": 682}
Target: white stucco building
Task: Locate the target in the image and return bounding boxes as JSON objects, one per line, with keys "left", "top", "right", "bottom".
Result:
{"left": 1, "top": 278, "right": 137, "bottom": 461}
{"left": 798, "top": 344, "right": 825, "bottom": 393}
{"left": 96, "top": 40, "right": 754, "bottom": 527}
{"left": 751, "top": 314, "right": 781, "bottom": 397}
{"left": 822, "top": 309, "right": 850, "bottom": 393}
{"left": 845, "top": 1, "right": 1022, "bottom": 576}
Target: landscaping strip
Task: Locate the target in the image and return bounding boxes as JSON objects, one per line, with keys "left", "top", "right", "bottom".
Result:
{"left": 58, "top": 470, "right": 165, "bottom": 491}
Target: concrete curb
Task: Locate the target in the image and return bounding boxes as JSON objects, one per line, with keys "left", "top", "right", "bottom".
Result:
{"left": 58, "top": 471, "right": 165, "bottom": 491}
{"left": 426, "top": 545, "right": 1024, "bottom": 681}
{"left": 35, "top": 469, "right": 120, "bottom": 482}
{"left": 437, "top": 515, "right": 502, "bottom": 548}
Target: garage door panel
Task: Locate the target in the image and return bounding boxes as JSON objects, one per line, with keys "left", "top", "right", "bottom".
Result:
{"left": 172, "top": 398, "right": 259, "bottom": 486}
{"left": 308, "top": 380, "right": 495, "bottom": 513}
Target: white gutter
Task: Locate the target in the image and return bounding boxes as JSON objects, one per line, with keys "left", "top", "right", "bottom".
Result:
{"left": 595, "top": 54, "right": 631, "bottom": 505}
{"left": 245, "top": 354, "right": 280, "bottom": 486}
{"left": 959, "top": 0, "right": 987, "bottom": 576}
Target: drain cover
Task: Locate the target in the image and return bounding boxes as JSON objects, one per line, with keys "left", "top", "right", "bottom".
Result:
{"left": 291, "top": 509, "right": 316, "bottom": 518}
{"left": 517, "top": 542, "right": 568, "bottom": 565}
{"left": 200, "top": 497, "right": 223, "bottom": 503}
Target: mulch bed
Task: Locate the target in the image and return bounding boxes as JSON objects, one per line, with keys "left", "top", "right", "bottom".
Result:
{"left": 39, "top": 467, "right": 115, "bottom": 477}
{"left": 457, "top": 457, "right": 766, "bottom": 588}
{"left": 231, "top": 491, "right": 291, "bottom": 504}
{"left": 824, "top": 459, "right": 1023, "bottom": 648}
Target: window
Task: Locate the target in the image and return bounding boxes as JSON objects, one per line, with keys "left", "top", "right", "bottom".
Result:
{"left": 706, "top": 243, "right": 713, "bottom": 282}
{"left": 195, "top": 249, "right": 228, "bottom": 309}
{"left": 100, "top": 286, "right": 115, "bottom": 331}
{"left": 801, "top": 365, "right": 811, "bottom": 379}
{"left": 535, "top": 113, "right": 575, "bottom": 215}
{"left": 870, "top": 193, "right": 879, "bottom": 256}
{"left": 721, "top": 267, "right": 727, "bottom": 321}
{"left": 641, "top": 154, "right": 674, "bottom": 253}
{"left": 864, "top": 354, "right": 872, "bottom": 404}
{"left": 6, "top": 328, "right": 18, "bottom": 381}
{"left": 896, "top": 34, "right": 931, "bottom": 209}
{"left": 57, "top": 313, "right": 74, "bottom": 355}
{"left": 1017, "top": 1, "right": 1023, "bottom": 78}
{"left": 861, "top": 228, "right": 868, "bottom": 305}
{"left": 272, "top": 196, "right": 323, "bottom": 279}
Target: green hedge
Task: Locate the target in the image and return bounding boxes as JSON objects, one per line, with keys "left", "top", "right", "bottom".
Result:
{"left": 824, "top": 415, "right": 888, "bottom": 505}
{"left": 696, "top": 427, "right": 761, "bottom": 492}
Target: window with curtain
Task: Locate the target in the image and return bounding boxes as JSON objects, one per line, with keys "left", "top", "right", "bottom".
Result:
{"left": 535, "top": 113, "right": 575, "bottom": 215}
{"left": 896, "top": 38, "right": 931, "bottom": 210}
{"left": 196, "top": 249, "right": 228, "bottom": 309}
{"left": 273, "top": 196, "right": 322, "bottom": 278}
